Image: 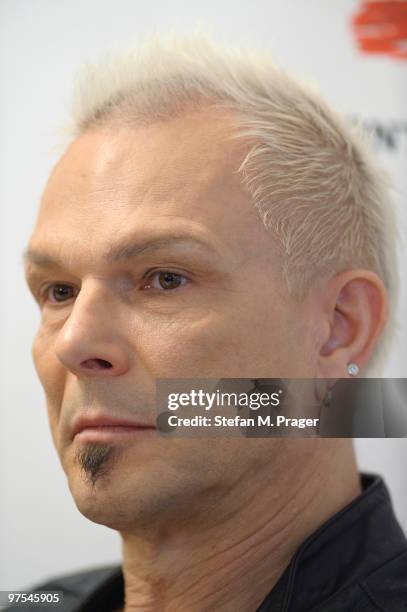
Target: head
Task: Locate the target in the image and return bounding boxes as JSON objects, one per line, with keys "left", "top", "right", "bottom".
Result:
{"left": 24, "top": 34, "right": 397, "bottom": 532}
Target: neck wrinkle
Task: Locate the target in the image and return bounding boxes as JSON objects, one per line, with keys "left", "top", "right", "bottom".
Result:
{"left": 120, "top": 440, "right": 361, "bottom": 612}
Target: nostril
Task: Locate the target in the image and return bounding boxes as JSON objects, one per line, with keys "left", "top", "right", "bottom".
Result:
{"left": 81, "top": 358, "right": 113, "bottom": 370}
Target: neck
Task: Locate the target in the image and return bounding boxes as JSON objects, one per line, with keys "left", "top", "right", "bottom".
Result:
{"left": 119, "top": 440, "right": 361, "bottom": 612}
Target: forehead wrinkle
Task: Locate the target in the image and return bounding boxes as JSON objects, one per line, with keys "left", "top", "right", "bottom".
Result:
{"left": 103, "top": 234, "right": 219, "bottom": 264}
{"left": 22, "top": 233, "right": 220, "bottom": 273}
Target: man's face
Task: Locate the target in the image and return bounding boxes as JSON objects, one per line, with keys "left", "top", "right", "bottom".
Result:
{"left": 24, "top": 109, "right": 320, "bottom": 530}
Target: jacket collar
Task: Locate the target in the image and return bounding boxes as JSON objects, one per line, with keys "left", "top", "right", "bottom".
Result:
{"left": 257, "top": 473, "right": 406, "bottom": 611}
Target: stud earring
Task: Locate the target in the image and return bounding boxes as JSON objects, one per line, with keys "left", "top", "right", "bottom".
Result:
{"left": 347, "top": 362, "right": 359, "bottom": 376}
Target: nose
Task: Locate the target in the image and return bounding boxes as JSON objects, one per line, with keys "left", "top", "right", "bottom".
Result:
{"left": 54, "top": 279, "right": 130, "bottom": 378}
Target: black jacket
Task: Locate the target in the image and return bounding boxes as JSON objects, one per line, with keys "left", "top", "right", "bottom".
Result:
{"left": 5, "top": 474, "right": 407, "bottom": 611}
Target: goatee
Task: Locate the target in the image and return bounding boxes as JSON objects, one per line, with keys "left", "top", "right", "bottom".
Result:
{"left": 75, "top": 443, "right": 115, "bottom": 487}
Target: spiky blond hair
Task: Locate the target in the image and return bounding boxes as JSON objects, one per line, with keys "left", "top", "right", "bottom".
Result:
{"left": 63, "top": 32, "right": 399, "bottom": 375}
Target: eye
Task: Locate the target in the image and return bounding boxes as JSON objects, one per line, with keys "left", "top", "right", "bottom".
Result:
{"left": 42, "top": 283, "right": 78, "bottom": 304}
{"left": 143, "top": 270, "right": 188, "bottom": 291}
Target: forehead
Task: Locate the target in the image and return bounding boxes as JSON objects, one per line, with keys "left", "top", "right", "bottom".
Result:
{"left": 30, "top": 108, "right": 270, "bottom": 262}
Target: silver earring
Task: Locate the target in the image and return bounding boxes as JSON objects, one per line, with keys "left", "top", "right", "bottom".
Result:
{"left": 347, "top": 362, "right": 359, "bottom": 377}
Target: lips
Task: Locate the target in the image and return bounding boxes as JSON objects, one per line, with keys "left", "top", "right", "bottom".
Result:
{"left": 72, "top": 414, "right": 156, "bottom": 438}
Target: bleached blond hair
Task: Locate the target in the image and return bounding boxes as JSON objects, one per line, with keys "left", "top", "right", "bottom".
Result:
{"left": 63, "top": 32, "right": 399, "bottom": 375}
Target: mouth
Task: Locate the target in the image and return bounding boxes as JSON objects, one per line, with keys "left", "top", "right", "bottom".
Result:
{"left": 72, "top": 414, "right": 157, "bottom": 443}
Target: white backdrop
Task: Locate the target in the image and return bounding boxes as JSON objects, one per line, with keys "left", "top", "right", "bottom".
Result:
{"left": 1, "top": 0, "right": 406, "bottom": 590}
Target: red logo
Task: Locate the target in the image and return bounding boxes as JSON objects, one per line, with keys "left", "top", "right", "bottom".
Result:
{"left": 351, "top": 1, "right": 407, "bottom": 58}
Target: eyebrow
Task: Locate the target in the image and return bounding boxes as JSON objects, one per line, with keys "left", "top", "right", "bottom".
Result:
{"left": 22, "top": 234, "right": 219, "bottom": 270}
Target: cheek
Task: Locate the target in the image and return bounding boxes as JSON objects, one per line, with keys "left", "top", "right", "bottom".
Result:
{"left": 232, "top": 284, "right": 313, "bottom": 376}
{"left": 135, "top": 301, "right": 296, "bottom": 378}
{"left": 32, "top": 326, "right": 66, "bottom": 434}
{"left": 134, "top": 311, "right": 236, "bottom": 377}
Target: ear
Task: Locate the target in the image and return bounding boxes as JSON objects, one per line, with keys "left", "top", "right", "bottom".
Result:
{"left": 317, "top": 269, "right": 389, "bottom": 378}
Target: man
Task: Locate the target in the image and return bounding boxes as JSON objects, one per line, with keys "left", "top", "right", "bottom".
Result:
{"left": 17, "top": 33, "right": 406, "bottom": 611}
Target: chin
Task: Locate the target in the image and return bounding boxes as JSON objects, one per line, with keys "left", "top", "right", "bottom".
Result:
{"left": 64, "top": 462, "right": 166, "bottom": 531}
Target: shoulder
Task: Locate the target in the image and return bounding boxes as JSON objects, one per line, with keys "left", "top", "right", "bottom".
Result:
{"left": 361, "top": 549, "right": 407, "bottom": 609}
{"left": 3, "top": 565, "right": 122, "bottom": 612}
